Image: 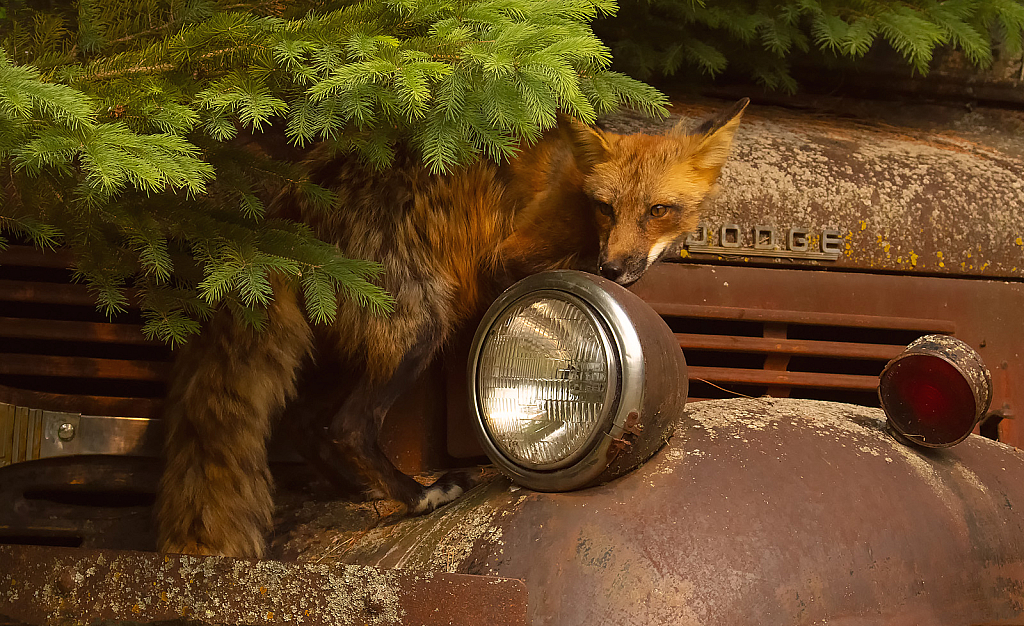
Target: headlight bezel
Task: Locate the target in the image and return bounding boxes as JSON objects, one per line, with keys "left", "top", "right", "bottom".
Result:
{"left": 468, "top": 271, "right": 661, "bottom": 492}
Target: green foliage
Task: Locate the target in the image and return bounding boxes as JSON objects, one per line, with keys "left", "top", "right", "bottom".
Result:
{"left": 599, "top": 0, "right": 1024, "bottom": 91}
{"left": 1, "top": 0, "right": 667, "bottom": 344}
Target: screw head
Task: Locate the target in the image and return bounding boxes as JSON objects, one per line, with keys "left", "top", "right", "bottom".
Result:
{"left": 57, "top": 422, "right": 76, "bottom": 441}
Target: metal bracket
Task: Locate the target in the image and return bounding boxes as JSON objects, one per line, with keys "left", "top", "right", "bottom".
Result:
{"left": 0, "top": 402, "right": 161, "bottom": 468}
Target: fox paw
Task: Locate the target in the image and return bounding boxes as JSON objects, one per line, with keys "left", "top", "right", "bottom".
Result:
{"left": 410, "top": 467, "right": 487, "bottom": 515}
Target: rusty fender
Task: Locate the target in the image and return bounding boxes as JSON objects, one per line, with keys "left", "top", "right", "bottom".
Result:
{"left": 290, "top": 398, "right": 1024, "bottom": 626}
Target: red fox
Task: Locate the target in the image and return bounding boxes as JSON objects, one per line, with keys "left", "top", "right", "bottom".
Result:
{"left": 156, "top": 98, "right": 749, "bottom": 558}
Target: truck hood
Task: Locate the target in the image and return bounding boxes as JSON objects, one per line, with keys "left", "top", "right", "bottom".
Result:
{"left": 281, "top": 397, "right": 1024, "bottom": 625}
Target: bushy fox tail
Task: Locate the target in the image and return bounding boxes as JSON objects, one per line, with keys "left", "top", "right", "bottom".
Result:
{"left": 156, "top": 279, "right": 312, "bottom": 558}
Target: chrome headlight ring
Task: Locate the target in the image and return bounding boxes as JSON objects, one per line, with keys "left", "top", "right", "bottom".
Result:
{"left": 468, "top": 270, "right": 686, "bottom": 492}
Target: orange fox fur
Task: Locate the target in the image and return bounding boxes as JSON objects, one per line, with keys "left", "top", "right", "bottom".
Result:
{"left": 156, "top": 99, "right": 749, "bottom": 558}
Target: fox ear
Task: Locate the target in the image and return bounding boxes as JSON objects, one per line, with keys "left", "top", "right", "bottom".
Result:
{"left": 675, "top": 98, "right": 749, "bottom": 176}
{"left": 559, "top": 112, "right": 613, "bottom": 173}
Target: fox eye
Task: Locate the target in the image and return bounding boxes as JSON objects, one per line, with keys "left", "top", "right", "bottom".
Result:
{"left": 596, "top": 201, "right": 614, "bottom": 217}
{"left": 650, "top": 204, "right": 669, "bottom": 217}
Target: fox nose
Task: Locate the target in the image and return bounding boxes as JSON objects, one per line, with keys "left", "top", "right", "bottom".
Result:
{"left": 599, "top": 260, "right": 625, "bottom": 282}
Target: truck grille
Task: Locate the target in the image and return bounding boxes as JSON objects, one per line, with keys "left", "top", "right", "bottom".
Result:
{"left": 646, "top": 302, "right": 956, "bottom": 406}
{"left": 0, "top": 246, "right": 170, "bottom": 418}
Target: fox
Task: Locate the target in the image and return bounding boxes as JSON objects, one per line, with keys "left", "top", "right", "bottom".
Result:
{"left": 156, "top": 98, "right": 749, "bottom": 558}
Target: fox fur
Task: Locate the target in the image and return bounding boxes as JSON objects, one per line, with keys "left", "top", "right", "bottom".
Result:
{"left": 156, "top": 99, "right": 749, "bottom": 558}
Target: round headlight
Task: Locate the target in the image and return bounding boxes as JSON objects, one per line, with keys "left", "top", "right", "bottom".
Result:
{"left": 468, "top": 270, "right": 688, "bottom": 492}
{"left": 475, "top": 291, "right": 618, "bottom": 470}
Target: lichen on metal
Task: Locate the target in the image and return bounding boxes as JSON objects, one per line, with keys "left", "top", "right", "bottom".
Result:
{"left": 602, "top": 104, "right": 1024, "bottom": 278}
{"left": 0, "top": 545, "right": 527, "bottom": 626}
{"left": 272, "top": 398, "right": 1024, "bottom": 625}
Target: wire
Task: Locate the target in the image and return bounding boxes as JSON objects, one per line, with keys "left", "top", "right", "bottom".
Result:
{"left": 691, "top": 377, "right": 760, "bottom": 400}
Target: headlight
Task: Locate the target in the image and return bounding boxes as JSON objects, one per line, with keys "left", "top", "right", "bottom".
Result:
{"left": 468, "top": 270, "right": 688, "bottom": 491}
{"left": 879, "top": 334, "right": 992, "bottom": 448}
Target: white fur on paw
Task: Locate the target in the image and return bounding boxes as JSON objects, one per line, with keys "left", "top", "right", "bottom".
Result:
{"left": 364, "top": 487, "right": 387, "bottom": 500}
{"left": 412, "top": 484, "right": 464, "bottom": 514}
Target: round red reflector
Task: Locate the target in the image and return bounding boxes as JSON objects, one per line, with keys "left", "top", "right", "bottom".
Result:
{"left": 879, "top": 335, "right": 991, "bottom": 448}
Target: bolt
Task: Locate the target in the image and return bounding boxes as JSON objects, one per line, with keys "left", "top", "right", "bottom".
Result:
{"left": 58, "top": 422, "right": 76, "bottom": 441}
{"left": 57, "top": 569, "right": 76, "bottom": 592}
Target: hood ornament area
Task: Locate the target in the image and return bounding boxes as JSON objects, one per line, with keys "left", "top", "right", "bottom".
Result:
{"left": 685, "top": 224, "right": 842, "bottom": 261}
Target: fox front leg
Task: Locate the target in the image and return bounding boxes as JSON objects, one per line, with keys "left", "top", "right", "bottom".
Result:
{"left": 312, "top": 328, "right": 484, "bottom": 514}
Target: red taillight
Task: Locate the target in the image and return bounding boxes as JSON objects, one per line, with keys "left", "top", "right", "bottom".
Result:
{"left": 879, "top": 335, "right": 991, "bottom": 448}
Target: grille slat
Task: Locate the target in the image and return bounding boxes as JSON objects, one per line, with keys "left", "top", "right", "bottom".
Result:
{"left": 0, "top": 354, "right": 170, "bottom": 382}
{"left": 649, "top": 302, "right": 956, "bottom": 334}
{"left": 0, "top": 246, "right": 171, "bottom": 417}
{"left": 688, "top": 366, "right": 880, "bottom": 391}
{"left": 0, "top": 317, "right": 155, "bottom": 345}
{"left": 0, "top": 280, "right": 96, "bottom": 307}
{"left": 668, "top": 304, "right": 954, "bottom": 406}
{"left": 676, "top": 333, "right": 905, "bottom": 361}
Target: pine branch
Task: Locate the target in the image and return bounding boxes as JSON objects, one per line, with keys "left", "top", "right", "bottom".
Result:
{"left": 2, "top": 0, "right": 667, "bottom": 341}
{"left": 599, "top": 0, "right": 1023, "bottom": 89}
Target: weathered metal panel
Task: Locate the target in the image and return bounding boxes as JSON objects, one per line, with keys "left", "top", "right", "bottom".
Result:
{"left": 0, "top": 404, "right": 162, "bottom": 469}
{"left": 449, "top": 262, "right": 1024, "bottom": 455}
{"left": 0, "top": 545, "right": 528, "bottom": 626}
{"left": 630, "top": 262, "right": 1024, "bottom": 448}
{"left": 602, "top": 104, "right": 1024, "bottom": 279}
{"left": 0, "top": 456, "right": 160, "bottom": 550}
{"left": 281, "top": 398, "right": 1024, "bottom": 626}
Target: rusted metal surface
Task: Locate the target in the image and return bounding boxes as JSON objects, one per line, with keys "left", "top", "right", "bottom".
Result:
{"left": 797, "top": 46, "right": 1024, "bottom": 107}
{"left": 645, "top": 302, "right": 957, "bottom": 332}
{"left": 0, "top": 354, "right": 170, "bottom": 381}
{"left": 0, "top": 279, "right": 96, "bottom": 306}
{"left": 0, "top": 456, "right": 159, "bottom": 550}
{"left": 687, "top": 365, "right": 879, "bottom": 390}
{"left": 603, "top": 103, "right": 1024, "bottom": 279}
{"left": 0, "top": 384, "right": 160, "bottom": 419}
{"left": 705, "top": 45, "right": 1024, "bottom": 112}
{"left": 0, "top": 245, "right": 171, "bottom": 420}
{"left": 677, "top": 333, "right": 905, "bottom": 361}
{"left": 279, "top": 398, "right": 1024, "bottom": 626}
{"left": 0, "top": 545, "right": 528, "bottom": 626}
{"left": 0, "top": 245, "right": 74, "bottom": 268}
{"left": 0, "top": 316, "right": 155, "bottom": 344}
{"left": 631, "top": 262, "right": 1024, "bottom": 447}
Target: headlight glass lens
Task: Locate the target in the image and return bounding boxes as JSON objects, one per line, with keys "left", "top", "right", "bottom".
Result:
{"left": 476, "top": 293, "right": 616, "bottom": 469}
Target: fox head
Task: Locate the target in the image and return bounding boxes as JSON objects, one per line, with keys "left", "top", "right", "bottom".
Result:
{"left": 565, "top": 99, "right": 749, "bottom": 286}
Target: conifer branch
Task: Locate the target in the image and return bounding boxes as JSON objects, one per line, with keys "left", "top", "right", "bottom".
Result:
{"left": 600, "top": 0, "right": 1024, "bottom": 91}
{"left": 2, "top": 0, "right": 667, "bottom": 341}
